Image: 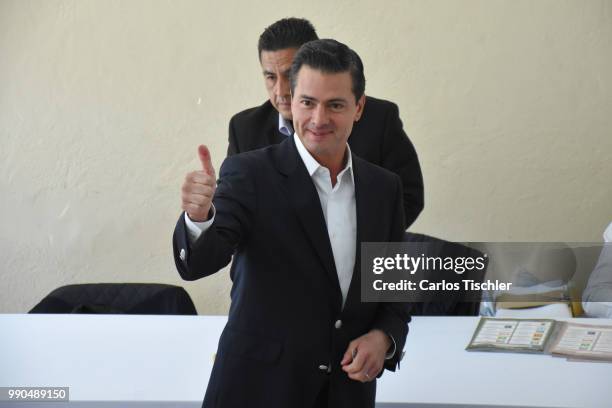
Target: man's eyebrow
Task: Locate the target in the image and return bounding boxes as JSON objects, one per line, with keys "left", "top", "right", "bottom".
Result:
{"left": 298, "top": 95, "right": 349, "bottom": 104}
{"left": 262, "top": 70, "right": 276, "bottom": 76}
{"left": 298, "top": 95, "right": 318, "bottom": 102}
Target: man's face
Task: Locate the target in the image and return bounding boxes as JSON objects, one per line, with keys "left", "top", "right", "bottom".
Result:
{"left": 260, "top": 48, "right": 297, "bottom": 120}
{"left": 291, "top": 65, "right": 365, "bottom": 166}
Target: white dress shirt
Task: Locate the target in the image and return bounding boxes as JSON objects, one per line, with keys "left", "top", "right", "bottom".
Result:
{"left": 293, "top": 133, "right": 357, "bottom": 307}
{"left": 278, "top": 114, "right": 294, "bottom": 137}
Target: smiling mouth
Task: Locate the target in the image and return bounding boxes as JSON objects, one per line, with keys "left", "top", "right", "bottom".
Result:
{"left": 307, "top": 129, "right": 332, "bottom": 138}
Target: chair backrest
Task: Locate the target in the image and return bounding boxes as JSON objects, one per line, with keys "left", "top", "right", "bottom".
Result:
{"left": 403, "top": 232, "right": 488, "bottom": 316}
{"left": 29, "top": 283, "right": 198, "bottom": 315}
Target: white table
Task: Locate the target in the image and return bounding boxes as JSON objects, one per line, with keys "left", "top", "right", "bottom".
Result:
{"left": 1, "top": 314, "right": 610, "bottom": 407}
{"left": 378, "top": 317, "right": 612, "bottom": 408}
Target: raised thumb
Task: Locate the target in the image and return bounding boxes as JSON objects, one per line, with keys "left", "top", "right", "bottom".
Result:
{"left": 198, "top": 145, "right": 215, "bottom": 176}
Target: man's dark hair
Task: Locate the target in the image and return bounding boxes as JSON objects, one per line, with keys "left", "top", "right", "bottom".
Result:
{"left": 257, "top": 18, "right": 318, "bottom": 58}
{"left": 290, "top": 39, "right": 366, "bottom": 103}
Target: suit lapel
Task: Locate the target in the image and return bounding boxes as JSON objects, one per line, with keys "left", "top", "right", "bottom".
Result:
{"left": 273, "top": 138, "right": 342, "bottom": 298}
{"left": 345, "top": 155, "right": 379, "bottom": 310}
{"left": 268, "top": 128, "right": 286, "bottom": 146}
{"left": 353, "top": 155, "right": 378, "bottom": 249}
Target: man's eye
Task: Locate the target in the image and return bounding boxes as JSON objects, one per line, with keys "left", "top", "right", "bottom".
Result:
{"left": 301, "top": 100, "right": 312, "bottom": 106}
{"left": 331, "top": 103, "right": 344, "bottom": 110}
{"left": 265, "top": 75, "right": 276, "bottom": 81}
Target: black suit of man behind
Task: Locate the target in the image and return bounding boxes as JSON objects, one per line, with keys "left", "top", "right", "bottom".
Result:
{"left": 174, "top": 137, "right": 410, "bottom": 407}
{"left": 227, "top": 97, "right": 424, "bottom": 229}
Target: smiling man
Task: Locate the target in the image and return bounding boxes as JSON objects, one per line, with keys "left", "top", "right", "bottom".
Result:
{"left": 173, "top": 40, "right": 410, "bottom": 408}
{"left": 228, "top": 18, "right": 424, "bottom": 229}
{"left": 291, "top": 64, "right": 365, "bottom": 183}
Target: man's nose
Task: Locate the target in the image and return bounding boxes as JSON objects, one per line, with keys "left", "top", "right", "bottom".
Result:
{"left": 274, "top": 76, "right": 290, "bottom": 97}
{"left": 311, "top": 104, "right": 329, "bottom": 126}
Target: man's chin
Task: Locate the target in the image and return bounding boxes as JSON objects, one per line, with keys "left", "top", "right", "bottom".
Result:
{"left": 272, "top": 103, "right": 292, "bottom": 118}
{"left": 303, "top": 139, "right": 329, "bottom": 155}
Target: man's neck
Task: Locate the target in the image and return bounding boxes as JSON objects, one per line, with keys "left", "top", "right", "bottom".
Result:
{"left": 293, "top": 134, "right": 351, "bottom": 188}
{"left": 320, "top": 156, "right": 345, "bottom": 187}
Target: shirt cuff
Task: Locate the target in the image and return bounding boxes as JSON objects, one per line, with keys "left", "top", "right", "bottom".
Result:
{"left": 184, "top": 205, "right": 216, "bottom": 244}
{"left": 385, "top": 333, "right": 397, "bottom": 360}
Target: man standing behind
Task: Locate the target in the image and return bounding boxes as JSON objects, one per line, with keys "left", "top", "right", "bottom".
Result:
{"left": 174, "top": 39, "right": 410, "bottom": 407}
{"left": 228, "top": 18, "right": 424, "bottom": 229}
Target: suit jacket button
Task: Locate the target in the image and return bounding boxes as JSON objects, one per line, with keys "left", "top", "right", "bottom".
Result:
{"left": 318, "top": 364, "right": 328, "bottom": 371}
{"left": 334, "top": 319, "right": 342, "bottom": 329}
{"left": 179, "top": 248, "right": 186, "bottom": 261}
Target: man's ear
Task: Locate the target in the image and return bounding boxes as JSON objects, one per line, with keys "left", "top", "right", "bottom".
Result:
{"left": 354, "top": 94, "right": 366, "bottom": 122}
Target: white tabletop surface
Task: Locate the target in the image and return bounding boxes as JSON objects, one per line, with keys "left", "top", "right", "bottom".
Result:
{"left": 378, "top": 316, "right": 612, "bottom": 408}
{"left": 1, "top": 314, "right": 611, "bottom": 407}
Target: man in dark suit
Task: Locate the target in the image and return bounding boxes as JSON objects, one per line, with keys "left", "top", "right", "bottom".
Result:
{"left": 174, "top": 40, "right": 410, "bottom": 407}
{"left": 228, "top": 18, "right": 424, "bottom": 229}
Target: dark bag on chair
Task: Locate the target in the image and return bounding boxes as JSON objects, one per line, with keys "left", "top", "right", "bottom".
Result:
{"left": 29, "top": 283, "right": 197, "bottom": 315}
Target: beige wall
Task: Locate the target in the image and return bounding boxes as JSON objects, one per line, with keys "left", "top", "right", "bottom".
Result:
{"left": 1, "top": 0, "right": 610, "bottom": 314}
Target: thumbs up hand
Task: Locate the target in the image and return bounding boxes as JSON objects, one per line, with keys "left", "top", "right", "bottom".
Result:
{"left": 181, "top": 145, "right": 217, "bottom": 222}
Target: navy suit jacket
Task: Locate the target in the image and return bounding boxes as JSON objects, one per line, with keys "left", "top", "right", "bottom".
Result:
{"left": 173, "top": 138, "right": 410, "bottom": 408}
{"left": 227, "top": 97, "right": 424, "bottom": 229}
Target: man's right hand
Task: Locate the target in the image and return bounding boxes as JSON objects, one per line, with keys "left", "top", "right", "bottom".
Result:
{"left": 181, "top": 145, "right": 217, "bottom": 222}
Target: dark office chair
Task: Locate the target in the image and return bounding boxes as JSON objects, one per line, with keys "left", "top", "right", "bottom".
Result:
{"left": 403, "top": 232, "right": 488, "bottom": 316}
{"left": 29, "top": 283, "right": 198, "bottom": 315}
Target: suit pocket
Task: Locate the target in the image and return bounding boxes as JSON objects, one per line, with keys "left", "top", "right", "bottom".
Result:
{"left": 221, "top": 327, "right": 283, "bottom": 364}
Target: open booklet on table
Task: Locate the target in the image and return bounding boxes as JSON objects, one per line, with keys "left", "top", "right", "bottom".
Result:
{"left": 466, "top": 317, "right": 612, "bottom": 361}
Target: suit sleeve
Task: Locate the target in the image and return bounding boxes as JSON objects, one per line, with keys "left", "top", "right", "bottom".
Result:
{"left": 172, "top": 156, "right": 256, "bottom": 280}
{"left": 381, "top": 102, "right": 424, "bottom": 229}
{"left": 227, "top": 116, "right": 239, "bottom": 157}
{"left": 371, "top": 175, "right": 411, "bottom": 372}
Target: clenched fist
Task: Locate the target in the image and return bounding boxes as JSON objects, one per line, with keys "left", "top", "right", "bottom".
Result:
{"left": 340, "top": 329, "right": 391, "bottom": 382}
{"left": 181, "top": 145, "right": 216, "bottom": 222}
